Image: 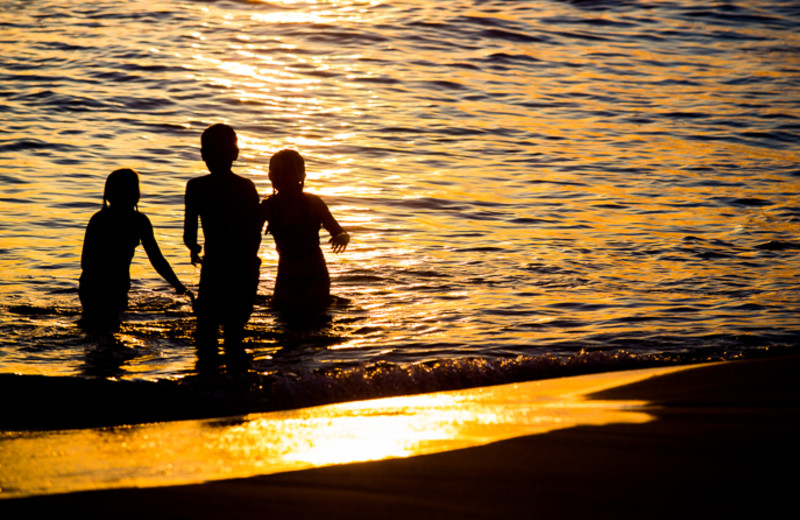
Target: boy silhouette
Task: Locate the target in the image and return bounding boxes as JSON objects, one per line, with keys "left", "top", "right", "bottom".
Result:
{"left": 184, "top": 124, "right": 261, "bottom": 361}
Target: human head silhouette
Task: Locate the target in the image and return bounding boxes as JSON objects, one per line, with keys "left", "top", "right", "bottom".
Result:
{"left": 103, "top": 168, "right": 140, "bottom": 210}
{"left": 201, "top": 123, "right": 239, "bottom": 171}
{"left": 269, "top": 149, "right": 305, "bottom": 193}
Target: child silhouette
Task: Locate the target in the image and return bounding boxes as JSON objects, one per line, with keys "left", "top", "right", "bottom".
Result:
{"left": 184, "top": 124, "right": 262, "bottom": 358}
{"left": 79, "top": 168, "right": 189, "bottom": 329}
{"left": 260, "top": 149, "right": 349, "bottom": 312}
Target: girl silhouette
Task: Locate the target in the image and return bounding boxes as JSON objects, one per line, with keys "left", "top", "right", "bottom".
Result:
{"left": 79, "top": 168, "right": 189, "bottom": 328}
{"left": 260, "top": 150, "right": 349, "bottom": 312}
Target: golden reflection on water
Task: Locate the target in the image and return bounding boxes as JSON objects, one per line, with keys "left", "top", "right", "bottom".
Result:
{"left": 0, "top": 0, "right": 797, "bottom": 378}
{"left": 0, "top": 365, "right": 678, "bottom": 498}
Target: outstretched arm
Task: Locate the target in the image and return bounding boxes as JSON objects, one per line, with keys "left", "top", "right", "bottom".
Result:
{"left": 140, "top": 215, "right": 188, "bottom": 294}
{"left": 183, "top": 181, "right": 203, "bottom": 265}
{"left": 315, "top": 196, "right": 349, "bottom": 254}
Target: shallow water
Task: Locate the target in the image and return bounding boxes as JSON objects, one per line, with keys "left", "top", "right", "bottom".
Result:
{"left": 0, "top": 0, "right": 798, "bottom": 415}
{"left": 1, "top": 367, "right": 662, "bottom": 498}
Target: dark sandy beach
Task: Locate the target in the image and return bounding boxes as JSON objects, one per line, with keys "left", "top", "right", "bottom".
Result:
{"left": 3, "top": 355, "right": 799, "bottom": 519}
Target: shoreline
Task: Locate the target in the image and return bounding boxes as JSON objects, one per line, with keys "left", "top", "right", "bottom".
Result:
{"left": 2, "top": 355, "right": 799, "bottom": 518}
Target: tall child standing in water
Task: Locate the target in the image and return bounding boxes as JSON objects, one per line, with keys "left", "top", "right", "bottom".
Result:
{"left": 260, "top": 149, "right": 349, "bottom": 312}
{"left": 79, "top": 168, "right": 189, "bottom": 329}
{"left": 184, "top": 124, "right": 262, "bottom": 359}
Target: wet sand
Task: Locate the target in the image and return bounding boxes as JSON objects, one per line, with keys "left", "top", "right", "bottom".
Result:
{"left": 3, "top": 355, "right": 799, "bottom": 519}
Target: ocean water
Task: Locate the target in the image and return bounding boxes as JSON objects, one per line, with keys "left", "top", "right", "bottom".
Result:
{"left": 1, "top": 0, "right": 799, "bottom": 426}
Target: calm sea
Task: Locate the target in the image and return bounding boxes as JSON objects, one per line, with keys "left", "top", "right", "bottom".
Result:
{"left": 1, "top": 0, "right": 798, "bottom": 422}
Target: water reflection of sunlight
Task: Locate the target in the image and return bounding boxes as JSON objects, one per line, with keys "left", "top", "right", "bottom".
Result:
{"left": 249, "top": 0, "right": 384, "bottom": 25}
{"left": 222, "top": 403, "right": 461, "bottom": 466}
{"left": 1, "top": 367, "right": 674, "bottom": 498}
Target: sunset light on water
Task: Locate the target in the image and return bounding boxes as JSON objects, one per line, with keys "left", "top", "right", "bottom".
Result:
{"left": 1, "top": 367, "right": 663, "bottom": 497}
{"left": 0, "top": 0, "right": 798, "bottom": 502}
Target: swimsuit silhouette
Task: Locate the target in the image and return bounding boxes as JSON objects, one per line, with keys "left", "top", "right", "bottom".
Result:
{"left": 184, "top": 124, "right": 262, "bottom": 359}
{"left": 80, "top": 168, "right": 188, "bottom": 329}
{"left": 260, "top": 149, "right": 349, "bottom": 313}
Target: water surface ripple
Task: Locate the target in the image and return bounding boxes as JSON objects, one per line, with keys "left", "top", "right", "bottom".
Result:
{"left": 0, "top": 0, "right": 798, "bottom": 410}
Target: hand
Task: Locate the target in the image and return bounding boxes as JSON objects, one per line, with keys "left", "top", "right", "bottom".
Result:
{"left": 191, "top": 251, "right": 203, "bottom": 266}
{"left": 330, "top": 231, "right": 349, "bottom": 254}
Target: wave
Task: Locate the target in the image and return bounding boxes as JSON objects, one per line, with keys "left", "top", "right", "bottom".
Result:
{"left": 3, "top": 345, "right": 793, "bottom": 432}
